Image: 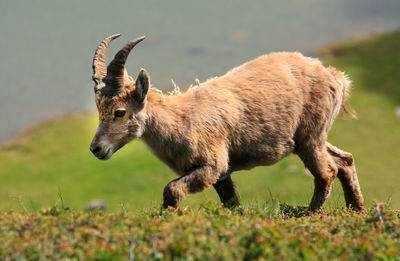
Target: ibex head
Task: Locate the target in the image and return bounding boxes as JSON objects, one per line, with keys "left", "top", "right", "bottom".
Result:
{"left": 90, "top": 34, "right": 150, "bottom": 160}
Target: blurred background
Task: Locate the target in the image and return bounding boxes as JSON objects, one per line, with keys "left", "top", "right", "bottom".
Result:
{"left": 0, "top": 0, "right": 399, "bottom": 212}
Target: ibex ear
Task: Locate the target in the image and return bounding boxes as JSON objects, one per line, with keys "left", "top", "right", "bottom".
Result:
{"left": 133, "top": 68, "right": 150, "bottom": 104}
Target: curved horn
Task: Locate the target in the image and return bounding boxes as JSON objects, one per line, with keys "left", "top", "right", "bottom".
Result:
{"left": 104, "top": 36, "right": 146, "bottom": 89}
{"left": 92, "top": 34, "right": 121, "bottom": 87}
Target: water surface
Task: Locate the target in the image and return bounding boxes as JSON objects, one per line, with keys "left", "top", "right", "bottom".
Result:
{"left": 1, "top": 0, "right": 399, "bottom": 141}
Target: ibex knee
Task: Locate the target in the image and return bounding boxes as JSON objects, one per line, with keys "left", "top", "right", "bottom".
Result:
{"left": 163, "top": 181, "right": 188, "bottom": 208}
{"left": 317, "top": 163, "right": 338, "bottom": 187}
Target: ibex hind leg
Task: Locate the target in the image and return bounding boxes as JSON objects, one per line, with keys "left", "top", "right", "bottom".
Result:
{"left": 296, "top": 141, "right": 338, "bottom": 213}
{"left": 326, "top": 142, "right": 365, "bottom": 210}
{"left": 213, "top": 175, "right": 240, "bottom": 209}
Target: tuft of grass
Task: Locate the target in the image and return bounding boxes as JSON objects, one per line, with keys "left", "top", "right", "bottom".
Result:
{"left": 0, "top": 32, "right": 400, "bottom": 211}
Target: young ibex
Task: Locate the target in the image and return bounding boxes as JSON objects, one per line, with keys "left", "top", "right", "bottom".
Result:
{"left": 90, "top": 34, "right": 364, "bottom": 212}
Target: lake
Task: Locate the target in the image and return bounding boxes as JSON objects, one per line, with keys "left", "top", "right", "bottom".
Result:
{"left": 1, "top": 0, "right": 399, "bottom": 141}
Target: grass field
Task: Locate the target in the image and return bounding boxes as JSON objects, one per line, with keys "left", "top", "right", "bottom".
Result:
{"left": 1, "top": 203, "right": 399, "bottom": 260}
{"left": 0, "top": 31, "right": 399, "bottom": 213}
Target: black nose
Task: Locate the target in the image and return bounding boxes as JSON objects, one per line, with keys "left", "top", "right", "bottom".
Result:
{"left": 90, "top": 146, "right": 101, "bottom": 155}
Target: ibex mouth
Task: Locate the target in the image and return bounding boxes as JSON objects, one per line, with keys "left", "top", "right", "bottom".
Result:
{"left": 97, "top": 148, "right": 113, "bottom": 160}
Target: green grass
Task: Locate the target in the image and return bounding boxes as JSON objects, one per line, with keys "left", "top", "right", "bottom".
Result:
{"left": 0, "top": 31, "right": 400, "bottom": 212}
{"left": 1, "top": 203, "right": 399, "bottom": 260}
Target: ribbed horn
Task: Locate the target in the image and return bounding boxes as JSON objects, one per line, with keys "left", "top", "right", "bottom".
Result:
{"left": 92, "top": 34, "right": 121, "bottom": 88}
{"left": 104, "top": 36, "right": 146, "bottom": 89}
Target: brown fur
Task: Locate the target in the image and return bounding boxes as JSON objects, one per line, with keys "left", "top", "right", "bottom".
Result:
{"left": 90, "top": 50, "right": 365, "bottom": 212}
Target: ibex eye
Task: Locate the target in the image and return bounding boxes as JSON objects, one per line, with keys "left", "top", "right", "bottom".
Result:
{"left": 114, "top": 109, "right": 126, "bottom": 118}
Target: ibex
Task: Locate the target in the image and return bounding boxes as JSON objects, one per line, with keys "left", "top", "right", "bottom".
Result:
{"left": 90, "top": 34, "right": 364, "bottom": 212}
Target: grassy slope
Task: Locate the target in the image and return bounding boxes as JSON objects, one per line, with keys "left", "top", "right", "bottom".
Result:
{"left": 0, "top": 32, "right": 399, "bottom": 212}
{"left": 1, "top": 204, "right": 399, "bottom": 260}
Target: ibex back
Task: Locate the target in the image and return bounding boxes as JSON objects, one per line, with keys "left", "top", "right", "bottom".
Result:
{"left": 89, "top": 34, "right": 364, "bottom": 212}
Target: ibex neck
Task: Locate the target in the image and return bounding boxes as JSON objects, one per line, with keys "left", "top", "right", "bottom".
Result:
{"left": 142, "top": 89, "right": 187, "bottom": 136}
{"left": 140, "top": 89, "right": 190, "bottom": 172}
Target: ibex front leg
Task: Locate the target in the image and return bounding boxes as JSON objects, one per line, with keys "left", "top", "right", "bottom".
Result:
{"left": 163, "top": 165, "right": 221, "bottom": 208}
{"left": 213, "top": 176, "right": 240, "bottom": 209}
